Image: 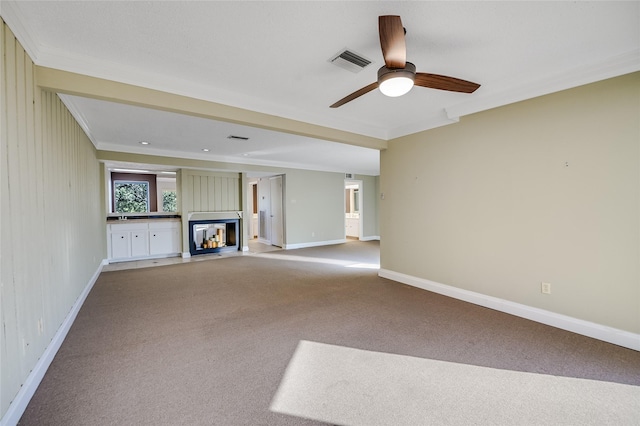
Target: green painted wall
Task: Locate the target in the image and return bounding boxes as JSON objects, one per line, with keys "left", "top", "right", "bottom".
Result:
{"left": 381, "top": 72, "right": 640, "bottom": 333}
{"left": 1, "top": 21, "right": 105, "bottom": 419}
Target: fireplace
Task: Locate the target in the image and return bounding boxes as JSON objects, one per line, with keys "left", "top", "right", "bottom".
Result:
{"left": 189, "top": 219, "right": 239, "bottom": 256}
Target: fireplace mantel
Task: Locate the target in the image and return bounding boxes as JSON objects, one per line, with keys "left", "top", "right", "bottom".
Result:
{"left": 188, "top": 211, "right": 242, "bottom": 222}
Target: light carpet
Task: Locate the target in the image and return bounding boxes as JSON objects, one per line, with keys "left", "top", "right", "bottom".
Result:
{"left": 271, "top": 340, "right": 640, "bottom": 426}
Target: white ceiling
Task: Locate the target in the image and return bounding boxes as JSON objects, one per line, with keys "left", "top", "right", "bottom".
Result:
{"left": 2, "top": 1, "right": 639, "bottom": 176}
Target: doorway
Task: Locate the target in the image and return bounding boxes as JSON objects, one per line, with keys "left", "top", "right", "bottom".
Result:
{"left": 270, "top": 175, "right": 284, "bottom": 247}
{"left": 248, "top": 182, "right": 258, "bottom": 239}
{"left": 256, "top": 174, "right": 285, "bottom": 248}
{"left": 345, "top": 180, "right": 363, "bottom": 240}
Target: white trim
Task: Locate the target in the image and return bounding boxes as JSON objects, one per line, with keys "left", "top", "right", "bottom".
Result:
{"left": 359, "top": 235, "right": 380, "bottom": 242}
{"left": 58, "top": 94, "right": 97, "bottom": 148}
{"left": 445, "top": 49, "right": 640, "bottom": 122}
{"left": 284, "top": 239, "right": 347, "bottom": 250}
{"left": 3, "top": 1, "right": 638, "bottom": 143}
{"left": 378, "top": 269, "right": 640, "bottom": 352}
{"left": 0, "top": 261, "right": 106, "bottom": 426}
{"left": 108, "top": 252, "right": 181, "bottom": 264}
{"left": 0, "top": 1, "right": 42, "bottom": 62}
{"left": 181, "top": 252, "right": 191, "bottom": 258}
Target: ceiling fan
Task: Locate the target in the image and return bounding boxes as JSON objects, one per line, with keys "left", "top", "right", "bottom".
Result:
{"left": 330, "top": 15, "right": 480, "bottom": 108}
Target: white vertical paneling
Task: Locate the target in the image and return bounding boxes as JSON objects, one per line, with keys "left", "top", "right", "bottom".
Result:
{"left": 207, "top": 176, "right": 215, "bottom": 211}
{"left": 182, "top": 171, "right": 241, "bottom": 213}
{"left": 224, "top": 177, "right": 232, "bottom": 210}
{"left": 16, "top": 32, "right": 39, "bottom": 371}
{"left": 185, "top": 175, "right": 194, "bottom": 212}
{"left": 193, "top": 175, "right": 201, "bottom": 211}
{"left": 1, "top": 21, "right": 22, "bottom": 415}
{"left": 230, "top": 177, "right": 239, "bottom": 211}
{"left": 199, "top": 176, "right": 208, "bottom": 209}
{"left": 214, "top": 177, "right": 223, "bottom": 209}
{"left": 1, "top": 20, "right": 105, "bottom": 420}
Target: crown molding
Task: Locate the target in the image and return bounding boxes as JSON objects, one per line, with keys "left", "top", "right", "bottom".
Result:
{"left": 445, "top": 49, "right": 640, "bottom": 121}
{"left": 4, "top": 0, "right": 638, "bottom": 142}
{"left": 58, "top": 94, "right": 98, "bottom": 147}
{"left": 35, "top": 45, "right": 390, "bottom": 142}
{"left": 386, "top": 111, "right": 459, "bottom": 140}
{"left": 0, "top": 0, "right": 41, "bottom": 61}
{"left": 95, "top": 143, "right": 379, "bottom": 176}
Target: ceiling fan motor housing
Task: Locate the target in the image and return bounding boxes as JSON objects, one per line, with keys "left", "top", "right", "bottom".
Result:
{"left": 378, "top": 62, "right": 416, "bottom": 97}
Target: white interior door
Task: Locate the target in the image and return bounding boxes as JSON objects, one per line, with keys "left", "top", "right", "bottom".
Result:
{"left": 270, "top": 176, "right": 284, "bottom": 247}
{"left": 258, "top": 178, "right": 271, "bottom": 243}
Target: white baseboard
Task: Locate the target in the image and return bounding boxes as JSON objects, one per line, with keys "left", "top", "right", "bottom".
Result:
{"left": 378, "top": 269, "right": 640, "bottom": 352}
{"left": 0, "top": 261, "right": 106, "bottom": 426}
{"left": 181, "top": 252, "right": 191, "bottom": 258}
{"left": 359, "top": 235, "right": 380, "bottom": 241}
{"left": 284, "top": 239, "right": 347, "bottom": 250}
{"left": 109, "top": 253, "right": 181, "bottom": 263}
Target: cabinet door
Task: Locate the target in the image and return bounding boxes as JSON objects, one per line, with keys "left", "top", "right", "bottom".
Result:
{"left": 149, "top": 229, "right": 173, "bottom": 255}
{"left": 131, "top": 232, "right": 149, "bottom": 257}
{"left": 111, "top": 232, "right": 131, "bottom": 259}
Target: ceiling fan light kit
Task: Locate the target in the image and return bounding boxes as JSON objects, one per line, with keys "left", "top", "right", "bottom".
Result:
{"left": 330, "top": 15, "right": 480, "bottom": 108}
{"left": 378, "top": 62, "right": 416, "bottom": 97}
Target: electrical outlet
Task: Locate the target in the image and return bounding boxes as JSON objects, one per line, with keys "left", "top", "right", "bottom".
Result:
{"left": 311, "top": 232, "right": 315, "bottom": 237}
{"left": 541, "top": 282, "right": 551, "bottom": 294}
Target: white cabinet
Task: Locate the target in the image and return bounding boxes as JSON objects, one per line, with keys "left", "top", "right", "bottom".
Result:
{"left": 111, "top": 231, "right": 131, "bottom": 259}
{"left": 346, "top": 217, "right": 359, "bottom": 238}
{"left": 109, "top": 223, "right": 145, "bottom": 260}
{"left": 108, "top": 220, "right": 181, "bottom": 262}
{"left": 130, "top": 231, "right": 149, "bottom": 257}
{"left": 149, "top": 222, "right": 180, "bottom": 255}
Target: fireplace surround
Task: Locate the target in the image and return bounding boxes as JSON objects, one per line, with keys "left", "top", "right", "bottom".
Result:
{"left": 189, "top": 219, "right": 239, "bottom": 255}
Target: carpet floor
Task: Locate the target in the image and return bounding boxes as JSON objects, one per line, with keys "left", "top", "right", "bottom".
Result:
{"left": 271, "top": 340, "right": 639, "bottom": 425}
{"left": 19, "top": 241, "right": 640, "bottom": 425}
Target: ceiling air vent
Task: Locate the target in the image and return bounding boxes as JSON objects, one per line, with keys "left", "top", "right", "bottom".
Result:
{"left": 329, "top": 49, "right": 372, "bottom": 73}
{"left": 227, "top": 135, "right": 249, "bottom": 141}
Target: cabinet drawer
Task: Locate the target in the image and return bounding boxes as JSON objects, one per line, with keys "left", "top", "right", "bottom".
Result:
{"left": 110, "top": 223, "right": 149, "bottom": 232}
{"left": 149, "top": 221, "right": 180, "bottom": 230}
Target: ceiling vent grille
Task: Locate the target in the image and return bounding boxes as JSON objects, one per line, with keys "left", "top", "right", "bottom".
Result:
{"left": 227, "top": 135, "right": 249, "bottom": 141}
{"left": 329, "top": 49, "right": 372, "bottom": 73}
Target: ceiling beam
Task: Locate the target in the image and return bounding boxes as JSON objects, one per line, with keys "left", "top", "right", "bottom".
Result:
{"left": 35, "top": 66, "right": 387, "bottom": 151}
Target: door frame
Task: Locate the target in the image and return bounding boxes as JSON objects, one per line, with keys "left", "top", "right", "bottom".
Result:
{"left": 344, "top": 179, "right": 363, "bottom": 240}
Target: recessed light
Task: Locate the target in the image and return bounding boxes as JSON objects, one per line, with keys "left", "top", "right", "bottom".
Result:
{"left": 242, "top": 153, "right": 250, "bottom": 157}
{"left": 139, "top": 141, "right": 150, "bottom": 145}
{"left": 202, "top": 148, "right": 210, "bottom": 152}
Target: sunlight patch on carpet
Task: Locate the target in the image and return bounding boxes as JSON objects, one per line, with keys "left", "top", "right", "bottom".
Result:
{"left": 257, "top": 252, "right": 379, "bottom": 269}
{"left": 270, "top": 341, "right": 640, "bottom": 426}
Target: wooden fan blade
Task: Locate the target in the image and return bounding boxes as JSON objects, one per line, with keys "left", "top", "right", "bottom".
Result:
{"left": 330, "top": 82, "right": 378, "bottom": 108}
{"left": 379, "top": 16, "right": 406, "bottom": 69}
{"left": 415, "top": 73, "right": 480, "bottom": 93}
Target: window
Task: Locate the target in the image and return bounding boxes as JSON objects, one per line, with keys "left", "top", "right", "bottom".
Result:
{"left": 109, "top": 171, "right": 177, "bottom": 214}
{"left": 114, "top": 181, "right": 150, "bottom": 213}
{"left": 353, "top": 188, "right": 359, "bottom": 213}
{"left": 162, "top": 190, "right": 177, "bottom": 212}
{"left": 110, "top": 172, "right": 159, "bottom": 213}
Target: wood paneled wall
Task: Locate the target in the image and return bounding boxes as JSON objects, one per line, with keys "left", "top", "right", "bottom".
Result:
{"left": 1, "top": 20, "right": 105, "bottom": 419}
{"left": 183, "top": 170, "right": 241, "bottom": 212}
